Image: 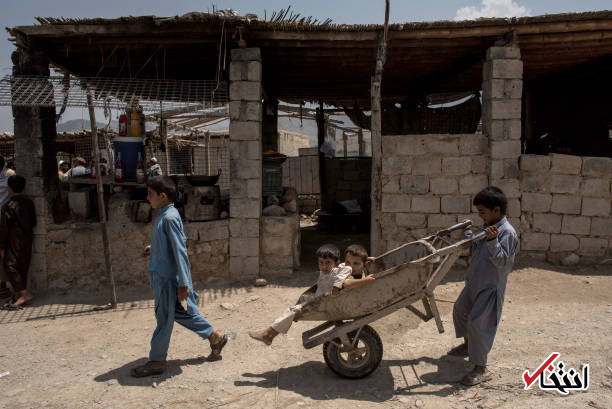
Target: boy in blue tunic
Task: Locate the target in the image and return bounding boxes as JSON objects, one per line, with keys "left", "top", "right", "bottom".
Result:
{"left": 448, "top": 186, "right": 518, "bottom": 386}
{"left": 132, "top": 176, "right": 228, "bottom": 377}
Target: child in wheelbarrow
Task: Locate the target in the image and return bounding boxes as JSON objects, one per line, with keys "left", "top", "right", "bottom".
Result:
{"left": 448, "top": 186, "right": 519, "bottom": 386}
{"left": 249, "top": 244, "right": 375, "bottom": 345}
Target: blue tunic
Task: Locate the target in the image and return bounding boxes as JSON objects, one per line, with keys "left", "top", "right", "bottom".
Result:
{"left": 453, "top": 216, "right": 519, "bottom": 366}
{"left": 148, "top": 203, "right": 214, "bottom": 361}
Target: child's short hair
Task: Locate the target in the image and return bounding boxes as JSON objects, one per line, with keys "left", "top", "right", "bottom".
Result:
{"left": 147, "top": 176, "right": 176, "bottom": 202}
{"left": 316, "top": 244, "right": 340, "bottom": 261}
{"left": 473, "top": 186, "right": 507, "bottom": 214}
{"left": 8, "top": 175, "right": 26, "bottom": 193}
{"left": 345, "top": 244, "right": 368, "bottom": 262}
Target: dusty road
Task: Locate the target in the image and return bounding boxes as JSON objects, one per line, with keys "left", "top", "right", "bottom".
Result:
{"left": 1, "top": 260, "right": 611, "bottom": 409}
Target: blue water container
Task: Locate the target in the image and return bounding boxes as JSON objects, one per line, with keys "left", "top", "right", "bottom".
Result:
{"left": 113, "top": 136, "right": 144, "bottom": 182}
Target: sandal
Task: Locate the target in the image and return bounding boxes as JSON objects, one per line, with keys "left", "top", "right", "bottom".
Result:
{"left": 1, "top": 302, "right": 23, "bottom": 311}
{"left": 207, "top": 334, "right": 229, "bottom": 361}
{"left": 460, "top": 370, "right": 492, "bottom": 386}
{"left": 131, "top": 361, "right": 166, "bottom": 378}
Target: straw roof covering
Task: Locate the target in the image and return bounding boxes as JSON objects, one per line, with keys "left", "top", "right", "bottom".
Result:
{"left": 7, "top": 10, "right": 612, "bottom": 106}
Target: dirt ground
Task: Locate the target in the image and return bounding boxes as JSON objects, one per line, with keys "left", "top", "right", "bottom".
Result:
{"left": 1, "top": 259, "right": 611, "bottom": 409}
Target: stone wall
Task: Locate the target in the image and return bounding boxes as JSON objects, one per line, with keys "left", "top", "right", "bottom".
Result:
{"left": 519, "top": 154, "right": 611, "bottom": 264}
{"left": 45, "top": 195, "right": 229, "bottom": 291}
{"left": 380, "top": 133, "right": 491, "bottom": 252}
{"left": 278, "top": 130, "right": 310, "bottom": 157}
{"left": 261, "top": 215, "right": 300, "bottom": 276}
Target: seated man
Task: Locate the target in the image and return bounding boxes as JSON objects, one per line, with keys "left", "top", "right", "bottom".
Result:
{"left": 249, "top": 244, "right": 351, "bottom": 345}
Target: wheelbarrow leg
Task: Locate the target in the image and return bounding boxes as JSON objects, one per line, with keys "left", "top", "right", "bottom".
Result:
{"left": 421, "top": 296, "right": 433, "bottom": 320}
{"left": 426, "top": 292, "right": 445, "bottom": 334}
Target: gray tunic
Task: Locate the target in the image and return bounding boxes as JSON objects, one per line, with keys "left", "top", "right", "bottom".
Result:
{"left": 453, "top": 216, "right": 519, "bottom": 366}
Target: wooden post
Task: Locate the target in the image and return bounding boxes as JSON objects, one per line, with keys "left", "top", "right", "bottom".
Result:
{"left": 343, "top": 131, "right": 348, "bottom": 158}
{"left": 206, "top": 131, "right": 211, "bottom": 175}
{"left": 316, "top": 100, "right": 327, "bottom": 211}
{"left": 162, "top": 119, "right": 170, "bottom": 175}
{"left": 86, "top": 90, "right": 117, "bottom": 309}
{"left": 358, "top": 128, "right": 365, "bottom": 157}
{"left": 370, "top": 0, "right": 390, "bottom": 257}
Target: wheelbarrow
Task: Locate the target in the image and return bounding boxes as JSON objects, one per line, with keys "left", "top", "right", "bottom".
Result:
{"left": 295, "top": 220, "right": 486, "bottom": 378}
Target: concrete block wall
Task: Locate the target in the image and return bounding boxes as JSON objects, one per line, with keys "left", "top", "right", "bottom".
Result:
{"left": 519, "top": 154, "right": 611, "bottom": 264}
{"left": 260, "top": 215, "right": 300, "bottom": 276}
{"left": 44, "top": 195, "right": 229, "bottom": 291}
{"left": 380, "top": 134, "right": 489, "bottom": 252}
{"left": 229, "top": 48, "right": 263, "bottom": 278}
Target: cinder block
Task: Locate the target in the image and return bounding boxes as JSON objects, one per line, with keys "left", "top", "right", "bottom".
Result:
{"left": 561, "top": 215, "right": 591, "bottom": 235}
{"left": 487, "top": 100, "right": 522, "bottom": 120}
{"left": 382, "top": 176, "right": 401, "bottom": 193}
{"left": 383, "top": 156, "right": 412, "bottom": 175}
{"left": 550, "top": 194, "right": 581, "bottom": 215}
{"left": 231, "top": 47, "right": 261, "bottom": 61}
{"left": 485, "top": 119, "right": 522, "bottom": 140}
{"left": 579, "top": 237, "right": 608, "bottom": 256}
{"left": 533, "top": 213, "right": 562, "bottom": 233}
{"left": 424, "top": 137, "right": 459, "bottom": 155}
{"left": 582, "top": 157, "right": 611, "bottom": 176}
{"left": 229, "top": 81, "right": 261, "bottom": 102}
{"left": 400, "top": 175, "right": 429, "bottom": 193}
{"left": 411, "top": 196, "right": 440, "bottom": 213}
{"left": 229, "top": 121, "right": 262, "bottom": 141}
{"left": 442, "top": 157, "right": 471, "bottom": 176}
{"left": 490, "top": 140, "right": 521, "bottom": 159}
{"left": 395, "top": 135, "right": 428, "bottom": 156}
{"left": 521, "top": 232, "right": 550, "bottom": 251}
{"left": 396, "top": 213, "right": 426, "bottom": 228}
{"left": 582, "top": 198, "right": 611, "bottom": 217}
{"left": 229, "top": 218, "right": 246, "bottom": 237}
{"left": 550, "top": 154, "right": 582, "bottom": 175}
{"left": 229, "top": 61, "right": 247, "bottom": 81}
{"left": 520, "top": 155, "right": 551, "bottom": 172}
{"left": 483, "top": 59, "right": 523, "bottom": 79}
{"left": 382, "top": 195, "right": 412, "bottom": 213}
{"left": 591, "top": 217, "right": 612, "bottom": 237}
{"left": 471, "top": 156, "right": 487, "bottom": 173}
{"left": 459, "top": 174, "right": 488, "bottom": 195}
{"left": 581, "top": 178, "right": 610, "bottom": 197}
{"left": 491, "top": 159, "right": 519, "bottom": 179}
{"left": 521, "top": 173, "right": 550, "bottom": 193}
{"left": 490, "top": 178, "right": 520, "bottom": 198}
{"left": 550, "top": 234, "right": 579, "bottom": 252}
{"left": 486, "top": 46, "right": 521, "bottom": 60}
{"left": 232, "top": 159, "right": 261, "bottom": 179}
{"left": 412, "top": 157, "right": 441, "bottom": 176}
{"left": 459, "top": 134, "right": 488, "bottom": 155}
{"left": 430, "top": 177, "right": 458, "bottom": 194}
{"left": 230, "top": 198, "right": 261, "bottom": 218}
{"left": 428, "top": 214, "right": 457, "bottom": 228}
{"left": 230, "top": 237, "right": 259, "bottom": 257}
{"left": 508, "top": 198, "right": 521, "bottom": 218}
{"left": 441, "top": 195, "right": 471, "bottom": 214}
{"left": 247, "top": 61, "right": 262, "bottom": 82}
{"left": 247, "top": 178, "right": 262, "bottom": 199}
{"left": 550, "top": 175, "right": 580, "bottom": 194}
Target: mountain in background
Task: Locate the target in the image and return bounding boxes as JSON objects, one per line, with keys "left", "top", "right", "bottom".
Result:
{"left": 56, "top": 119, "right": 118, "bottom": 133}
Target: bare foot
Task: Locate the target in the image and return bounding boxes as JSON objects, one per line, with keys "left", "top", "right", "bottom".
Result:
{"left": 10, "top": 291, "right": 33, "bottom": 308}
{"left": 248, "top": 329, "right": 275, "bottom": 345}
{"left": 447, "top": 343, "right": 468, "bottom": 357}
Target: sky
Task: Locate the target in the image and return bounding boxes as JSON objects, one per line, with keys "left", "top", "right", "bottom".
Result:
{"left": 1, "top": 0, "right": 610, "bottom": 131}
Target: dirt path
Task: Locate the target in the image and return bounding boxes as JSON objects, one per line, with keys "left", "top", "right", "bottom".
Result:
{"left": 1, "top": 261, "right": 611, "bottom": 409}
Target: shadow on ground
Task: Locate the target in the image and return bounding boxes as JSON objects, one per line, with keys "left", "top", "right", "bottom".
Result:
{"left": 234, "top": 355, "right": 468, "bottom": 403}
{"left": 94, "top": 356, "right": 211, "bottom": 387}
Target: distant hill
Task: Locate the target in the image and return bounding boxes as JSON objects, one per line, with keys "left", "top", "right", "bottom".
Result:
{"left": 56, "top": 119, "right": 118, "bottom": 133}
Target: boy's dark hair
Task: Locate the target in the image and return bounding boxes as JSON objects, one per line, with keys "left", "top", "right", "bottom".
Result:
{"left": 8, "top": 175, "right": 26, "bottom": 193}
{"left": 473, "top": 186, "right": 507, "bottom": 214}
{"left": 316, "top": 243, "right": 340, "bottom": 261}
{"left": 147, "top": 176, "right": 176, "bottom": 202}
{"left": 345, "top": 244, "right": 368, "bottom": 262}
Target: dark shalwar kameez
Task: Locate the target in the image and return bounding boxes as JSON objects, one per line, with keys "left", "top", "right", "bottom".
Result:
{"left": 0, "top": 196, "right": 37, "bottom": 292}
{"left": 453, "top": 217, "right": 518, "bottom": 366}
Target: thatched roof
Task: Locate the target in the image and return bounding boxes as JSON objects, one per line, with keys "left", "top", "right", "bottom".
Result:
{"left": 7, "top": 10, "right": 612, "bottom": 105}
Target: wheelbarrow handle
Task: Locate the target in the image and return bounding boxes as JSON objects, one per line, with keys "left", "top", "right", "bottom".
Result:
{"left": 436, "top": 220, "right": 473, "bottom": 236}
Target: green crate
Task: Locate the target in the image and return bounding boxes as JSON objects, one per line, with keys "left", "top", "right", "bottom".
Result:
{"left": 263, "top": 163, "right": 283, "bottom": 197}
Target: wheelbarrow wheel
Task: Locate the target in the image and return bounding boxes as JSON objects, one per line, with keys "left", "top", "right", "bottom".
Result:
{"left": 323, "top": 325, "right": 383, "bottom": 379}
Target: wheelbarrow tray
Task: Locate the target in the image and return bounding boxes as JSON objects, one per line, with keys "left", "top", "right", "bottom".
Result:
{"left": 296, "top": 240, "right": 435, "bottom": 322}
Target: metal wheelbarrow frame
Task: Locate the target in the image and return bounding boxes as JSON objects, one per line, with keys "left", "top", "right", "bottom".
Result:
{"left": 295, "top": 220, "right": 486, "bottom": 378}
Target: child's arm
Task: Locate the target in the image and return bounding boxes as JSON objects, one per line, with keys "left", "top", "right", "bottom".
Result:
{"left": 484, "top": 227, "right": 518, "bottom": 269}
{"left": 343, "top": 275, "right": 375, "bottom": 289}
{"left": 164, "top": 217, "right": 192, "bottom": 292}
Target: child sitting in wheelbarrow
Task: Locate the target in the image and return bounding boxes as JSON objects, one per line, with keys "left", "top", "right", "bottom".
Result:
{"left": 249, "top": 243, "right": 375, "bottom": 345}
